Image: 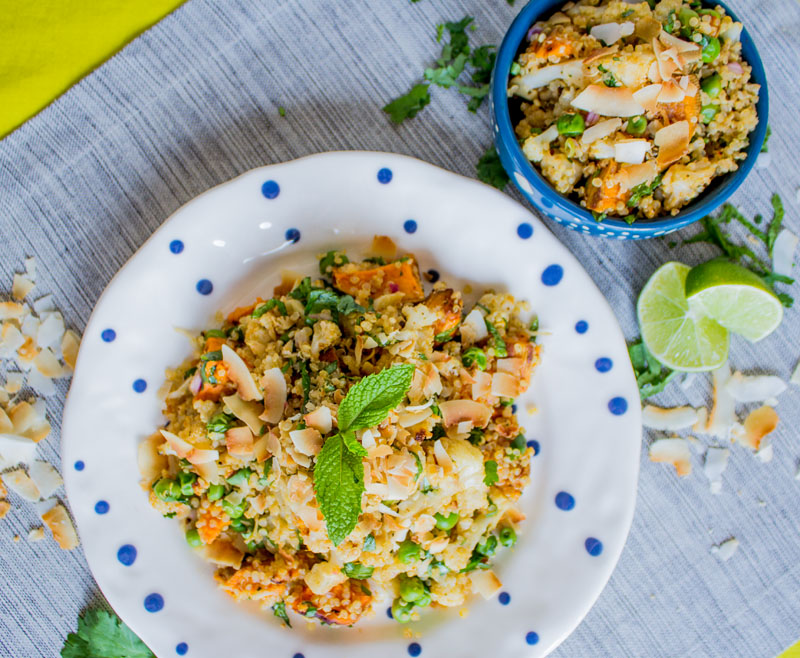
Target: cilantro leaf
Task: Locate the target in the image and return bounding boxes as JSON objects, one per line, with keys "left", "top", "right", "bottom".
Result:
{"left": 313, "top": 433, "right": 365, "bottom": 545}
{"left": 469, "top": 45, "right": 496, "bottom": 84}
{"left": 272, "top": 601, "right": 291, "bottom": 628}
{"left": 766, "top": 193, "right": 784, "bottom": 257}
{"left": 477, "top": 146, "right": 510, "bottom": 190}
{"left": 336, "top": 294, "right": 366, "bottom": 316}
{"left": 61, "top": 610, "right": 153, "bottom": 658}
{"left": 288, "top": 276, "right": 314, "bottom": 302}
{"left": 627, "top": 174, "right": 662, "bottom": 208}
{"left": 628, "top": 339, "right": 676, "bottom": 399}
{"left": 337, "top": 363, "right": 415, "bottom": 432}
{"left": 305, "top": 289, "right": 341, "bottom": 315}
{"left": 383, "top": 83, "right": 431, "bottom": 124}
{"left": 424, "top": 52, "right": 468, "bottom": 87}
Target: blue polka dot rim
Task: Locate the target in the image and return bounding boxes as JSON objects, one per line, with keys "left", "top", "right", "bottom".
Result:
{"left": 527, "top": 439, "right": 540, "bottom": 456}
{"left": 95, "top": 500, "right": 110, "bottom": 515}
{"left": 585, "top": 537, "right": 604, "bottom": 556}
{"left": 196, "top": 279, "right": 213, "bottom": 296}
{"left": 575, "top": 320, "right": 589, "bottom": 334}
{"left": 74, "top": 460, "right": 85, "bottom": 471}
{"left": 261, "top": 180, "right": 280, "bottom": 199}
{"left": 144, "top": 593, "right": 164, "bottom": 613}
{"left": 377, "top": 167, "right": 393, "bottom": 184}
{"left": 526, "top": 632, "right": 540, "bottom": 645}
{"left": 133, "top": 379, "right": 147, "bottom": 393}
{"left": 169, "top": 240, "right": 184, "bottom": 254}
{"left": 608, "top": 397, "right": 628, "bottom": 415}
{"left": 117, "top": 544, "right": 137, "bottom": 566}
{"left": 517, "top": 222, "right": 533, "bottom": 239}
{"left": 541, "top": 264, "right": 564, "bottom": 286}
{"left": 499, "top": 592, "right": 511, "bottom": 605}
{"left": 285, "top": 228, "right": 301, "bottom": 243}
{"left": 595, "top": 357, "right": 613, "bottom": 373}
{"left": 403, "top": 219, "right": 417, "bottom": 234}
{"left": 555, "top": 491, "right": 576, "bottom": 511}
{"left": 176, "top": 643, "right": 188, "bottom": 656}
{"left": 101, "top": 328, "right": 116, "bottom": 342}
{"left": 407, "top": 642, "right": 421, "bottom": 657}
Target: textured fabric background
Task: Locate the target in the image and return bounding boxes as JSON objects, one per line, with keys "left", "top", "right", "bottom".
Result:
{"left": 1, "top": 1, "right": 799, "bottom": 656}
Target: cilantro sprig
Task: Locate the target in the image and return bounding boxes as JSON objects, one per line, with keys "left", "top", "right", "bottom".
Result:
{"left": 684, "top": 195, "right": 794, "bottom": 307}
{"left": 61, "top": 610, "right": 153, "bottom": 658}
{"left": 477, "top": 146, "right": 510, "bottom": 190}
{"left": 628, "top": 339, "right": 676, "bottom": 399}
{"left": 314, "top": 364, "right": 415, "bottom": 545}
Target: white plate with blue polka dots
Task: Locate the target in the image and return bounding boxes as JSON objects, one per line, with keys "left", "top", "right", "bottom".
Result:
{"left": 62, "top": 151, "right": 641, "bottom": 658}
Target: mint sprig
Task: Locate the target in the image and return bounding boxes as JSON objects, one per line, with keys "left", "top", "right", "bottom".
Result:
{"left": 313, "top": 364, "right": 415, "bottom": 545}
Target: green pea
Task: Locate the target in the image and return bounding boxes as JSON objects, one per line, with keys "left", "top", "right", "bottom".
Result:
{"left": 475, "top": 534, "right": 498, "bottom": 557}
{"left": 677, "top": 8, "right": 698, "bottom": 37}
{"left": 556, "top": 113, "right": 585, "bottom": 137}
{"left": 153, "top": 478, "right": 182, "bottom": 502}
{"left": 461, "top": 347, "right": 487, "bottom": 371}
{"left": 434, "top": 512, "right": 459, "bottom": 530}
{"left": 626, "top": 115, "right": 647, "bottom": 136}
{"left": 391, "top": 598, "right": 414, "bottom": 623}
{"left": 698, "top": 8, "right": 720, "bottom": 19}
{"left": 415, "top": 591, "right": 432, "bottom": 608}
{"left": 511, "top": 434, "right": 527, "bottom": 451}
{"left": 397, "top": 540, "right": 421, "bottom": 564}
{"left": 185, "top": 528, "right": 202, "bottom": 548}
{"left": 510, "top": 62, "right": 521, "bottom": 76}
{"left": 226, "top": 468, "right": 252, "bottom": 487}
{"left": 499, "top": 526, "right": 517, "bottom": 547}
{"left": 206, "top": 483, "right": 225, "bottom": 501}
{"left": 222, "top": 499, "right": 247, "bottom": 519}
{"left": 398, "top": 575, "right": 426, "bottom": 603}
{"left": 702, "top": 36, "right": 721, "bottom": 63}
{"left": 700, "top": 104, "right": 719, "bottom": 124}
{"left": 700, "top": 72, "right": 722, "bottom": 98}
{"left": 229, "top": 517, "right": 253, "bottom": 533}
{"left": 178, "top": 471, "right": 196, "bottom": 497}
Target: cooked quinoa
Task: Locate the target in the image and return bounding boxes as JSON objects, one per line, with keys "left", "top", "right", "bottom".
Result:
{"left": 508, "top": 0, "right": 759, "bottom": 221}
{"left": 139, "top": 237, "right": 541, "bottom": 627}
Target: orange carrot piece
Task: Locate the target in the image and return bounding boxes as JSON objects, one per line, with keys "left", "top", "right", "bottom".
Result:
{"left": 333, "top": 258, "right": 424, "bottom": 301}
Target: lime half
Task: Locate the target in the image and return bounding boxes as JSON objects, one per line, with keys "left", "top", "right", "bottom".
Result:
{"left": 637, "top": 261, "right": 729, "bottom": 372}
{"left": 685, "top": 260, "right": 783, "bottom": 342}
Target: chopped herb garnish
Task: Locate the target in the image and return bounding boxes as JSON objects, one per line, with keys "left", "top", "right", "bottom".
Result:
{"left": 484, "top": 318, "right": 507, "bottom": 357}
{"left": 761, "top": 125, "right": 771, "bottom": 153}
{"left": 200, "top": 350, "right": 222, "bottom": 361}
{"left": 61, "top": 610, "right": 154, "bottom": 658}
{"left": 363, "top": 533, "right": 376, "bottom": 551}
{"left": 278, "top": 106, "right": 286, "bottom": 117}
{"left": 272, "top": 601, "right": 291, "bottom": 628}
{"left": 383, "top": 83, "right": 431, "bottom": 123}
{"left": 476, "top": 146, "right": 510, "bottom": 190}
{"left": 207, "top": 412, "right": 236, "bottom": 435}
{"left": 483, "top": 460, "right": 499, "bottom": 486}
{"left": 342, "top": 562, "right": 375, "bottom": 579}
{"left": 205, "top": 329, "right": 226, "bottom": 338}
{"left": 628, "top": 339, "right": 677, "bottom": 399}
{"left": 252, "top": 298, "right": 287, "bottom": 318}
{"left": 627, "top": 174, "right": 663, "bottom": 208}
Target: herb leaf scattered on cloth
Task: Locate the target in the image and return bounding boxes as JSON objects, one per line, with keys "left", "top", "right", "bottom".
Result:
{"left": 314, "top": 364, "right": 415, "bottom": 545}
{"left": 628, "top": 339, "right": 677, "bottom": 399}
{"left": 476, "top": 146, "right": 510, "bottom": 190}
{"left": 684, "top": 195, "right": 794, "bottom": 307}
{"left": 61, "top": 610, "right": 153, "bottom": 658}
{"left": 382, "top": 83, "right": 431, "bottom": 124}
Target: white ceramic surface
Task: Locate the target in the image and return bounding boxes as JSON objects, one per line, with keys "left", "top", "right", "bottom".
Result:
{"left": 62, "top": 151, "right": 641, "bottom": 658}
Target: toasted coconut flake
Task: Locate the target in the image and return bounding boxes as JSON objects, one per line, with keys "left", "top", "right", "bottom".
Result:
{"left": 41, "top": 503, "right": 79, "bottom": 550}
{"left": 571, "top": 84, "right": 645, "bottom": 117}
{"left": 433, "top": 439, "right": 454, "bottom": 474}
{"left": 652, "top": 39, "right": 680, "bottom": 80}
{"left": 206, "top": 539, "right": 244, "bottom": 568}
{"left": 138, "top": 433, "right": 168, "bottom": 484}
{"left": 32, "top": 295, "right": 54, "bottom": 315}
{"left": 617, "top": 161, "right": 659, "bottom": 192}
{"left": 583, "top": 46, "right": 618, "bottom": 65}
{"left": 590, "top": 21, "right": 634, "bottom": 46}
{"left": 195, "top": 460, "right": 219, "bottom": 484}
{"left": 703, "top": 447, "right": 730, "bottom": 494}
{"left": 711, "top": 537, "right": 739, "bottom": 561}
{"left": 226, "top": 426, "right": 255, "bottom": 459}
{"left": 460, "top": 308, "right": 489, "bottom": 346}
{"left": 34, "top": 348, "right": 66, "bottom": 379}
{"left": 581, "top": 118, "right": 622, "bottom": 145}
{"left": 439, "top": 400, "right": 492, "bottom": 429}
{"left": 37, "top": 312, "right": 65, "bottom": 351}
{"left": 252, "top": 435, "right": 270, "bottom": 463}
{"left": 0, "top": 409, "right": 12, "bottom": 435}
{"left": 398, "top": 406, "right": 434, "bottom": 428}
{"left": 0, "top": 322, "right": 25, "bottom": 356}
{"left": 490, "top": 372, "right": 519, "bottom": 398}
{"left": 655, "top": 121, "right": 690, "bottom": 168}
{"left": 304, "top": 406, "right": 333, "bottom": 434}
{"left": 517, "top": 59, "right": 585, "bottom": 93}
{"left": 187, "top": 448, "right": 220, "bottom": 465}
{"left": 648, "top": 438, "right": 691, "bottom": 476}
{"left": 223, "top": 394, "right": 265, "bottom": 435}
{"left": 260, "top": 367, "right": 287, "bottom": 424}
{"left": 0, "top": 501, "right": 9, "bottom": 519}
{"left": 29, "top": 461, "right": 62, "bottom": 498}
{"left": 160, "top": 429, "right": 193, "bottom": 459}
{"left": 614, "top": 139, "right": 651, "bottom": 164}
{"left": 471, "top": 371, "right": 493, "bottom": 400}
{"left": 635, "top": 16, "right": 661, "bottom": 42}
{"left": 706, "top": 362, "right": 736, "bottom": 439}
{"left": 0, "top": 302, "right": 26, "bottom": 321}
{"left": 221, "top": 344, "right": 262, "bottom": 401}
{"left": 738, "top": 405, "right": 778, "bottom": 451}
{"left": 3, "top": 468, "right": 41, "bottom": 501}
{"left": 632, "top": 84, "right": 662, "bottom": 114}
{"left": 772, "top": 229, "right": 798, "bottom": 277}
{"left": 679, "top": 372, "right": 697, "bottom": 391}
{"left": 27, "top": 527, "right": 45, "bottom": 542}
{"left": 659, "top": 30, "right": 701, "bottom": 53}
{"left": 469, "top": 570, "right": 502, "bottom": 599}
{"left": 370, "top": 235, "right": 397, "bottom": 261}
{"left": 12, "top": 274, "right": 34, "bottom": 301}
{"left": 290, "top": 428, "right": 323, "bottom": 457}
{"left": 725, "top": 372, "right": 787, "bottom": 403}
{"left": 657, "top": 79, "right": 686, "bottom": 104}
{"left": 755, "top": 442, "right": 773, "bottom": 463}
{"left": 642, "top": 405, "right": 700, "bottom": 430}
{"left": 5, "top": 372, "right": 24, "bottom": 394}
{"left": 368, "top": 445, "right": 393, "bottom": 459}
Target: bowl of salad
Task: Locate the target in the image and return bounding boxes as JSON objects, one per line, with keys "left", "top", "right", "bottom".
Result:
{"left": 491, "top": 0, "right": 769, "bottom": 239}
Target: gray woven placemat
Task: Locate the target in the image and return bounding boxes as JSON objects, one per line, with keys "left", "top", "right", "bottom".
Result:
{"left": 1, "top": 0, "right": 799, "bottom": 656}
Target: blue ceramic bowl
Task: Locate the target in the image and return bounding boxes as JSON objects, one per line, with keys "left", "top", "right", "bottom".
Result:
{"left": 490, "top": 0, "right": 769, "bottom": 239}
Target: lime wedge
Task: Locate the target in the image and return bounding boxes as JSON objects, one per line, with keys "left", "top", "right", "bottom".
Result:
{"left": 684, "top": 259, "right": 783, "bottom": 342}
{"left": 637, "top": 261, "right": 729, "bottom": 372}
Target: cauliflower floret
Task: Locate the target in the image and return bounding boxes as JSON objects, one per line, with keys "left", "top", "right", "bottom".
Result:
{"left": 440, "top": 437, "right": 488, "bottom": 512}
{"left": 311, "top": 320, "right": 341, "bottom": 358}
{"left": 304, "top": 560, "right": 347, "bottom": 596}
{"left": 660, "top": 159, "right": 717, "bottom": 211}
{"left": 541, "top": 152, "right": 584, "bottom": 194}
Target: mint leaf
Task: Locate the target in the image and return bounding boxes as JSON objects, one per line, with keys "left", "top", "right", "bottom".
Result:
{"left": 62, "top": 610, "right": 153, "bottom": 658}
{"left": 337, "top": 363, "right": 415, "bottom": 431}
{"left": 342, "top": 429, "right": 368, "bottom": 456}
{"left": 383, "top": 83, "right": 431, "bottom": 124}
{"left": 313, "top": 433, "right": 365, "bottom": 545}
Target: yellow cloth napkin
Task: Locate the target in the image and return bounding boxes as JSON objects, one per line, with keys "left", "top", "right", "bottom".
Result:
{"left": 0, "top": 0, "right": 185, "bottom": 138}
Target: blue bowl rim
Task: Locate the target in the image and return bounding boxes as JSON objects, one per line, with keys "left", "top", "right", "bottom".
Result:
{"left": 491, "top": 0, "right": 770, "bottom": 237}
